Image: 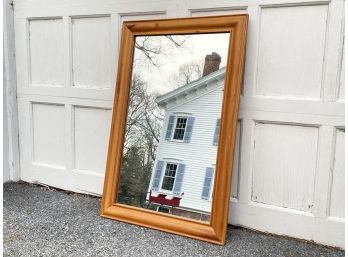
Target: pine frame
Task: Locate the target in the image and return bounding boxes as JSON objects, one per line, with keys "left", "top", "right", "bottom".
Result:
{"left": 100, "top": 14, "right": 248, "bottom": 245}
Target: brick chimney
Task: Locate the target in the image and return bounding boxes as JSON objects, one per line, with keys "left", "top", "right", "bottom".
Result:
{"left": 202, "top": 52, "right": 221, "bottom": 77}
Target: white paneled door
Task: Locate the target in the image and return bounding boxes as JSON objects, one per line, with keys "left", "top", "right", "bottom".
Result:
{"left": 14, "top": 0, "right": 344, "bottom": 248}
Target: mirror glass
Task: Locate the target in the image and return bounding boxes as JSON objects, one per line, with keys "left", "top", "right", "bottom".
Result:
{"left": 116, "top": 33, "right": 230, "bottom": 222}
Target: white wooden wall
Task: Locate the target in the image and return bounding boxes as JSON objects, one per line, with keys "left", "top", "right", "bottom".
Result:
{"left": 4, "top": 0, "right": 20, "bottom": 182}
{"left": 14, "top": 0, "right": 345, "bottom": 248}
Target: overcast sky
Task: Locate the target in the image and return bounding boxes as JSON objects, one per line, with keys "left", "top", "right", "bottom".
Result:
{"left": 132, "top": 33, "right": 230, "bottom": 94}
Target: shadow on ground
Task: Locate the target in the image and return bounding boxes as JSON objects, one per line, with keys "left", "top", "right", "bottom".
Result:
{"left": 3, "top": 182, "right": 345, "bottom": 257}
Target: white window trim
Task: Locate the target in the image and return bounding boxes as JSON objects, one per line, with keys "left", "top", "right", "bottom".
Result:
{"left": 157, "top": 206, "right": 171, "bottom": 213}
{"left": 170, "top": 116, "right": 188, "bottom": 142}
{"left": 159, "top": 161, "right": 179, "bottom": 194}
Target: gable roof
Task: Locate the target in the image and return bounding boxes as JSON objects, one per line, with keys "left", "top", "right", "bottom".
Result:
{"left": 156, "top": 67, "right": 226, "bottom": 108}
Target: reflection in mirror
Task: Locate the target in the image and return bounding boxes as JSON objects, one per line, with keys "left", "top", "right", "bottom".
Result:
{"left": 116, "top": 33, "right": 230, "bottom": 222}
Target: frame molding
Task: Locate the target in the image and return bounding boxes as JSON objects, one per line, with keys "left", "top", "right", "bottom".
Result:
{"left": 100, "top": 14, "right": 248, "bottom": 245}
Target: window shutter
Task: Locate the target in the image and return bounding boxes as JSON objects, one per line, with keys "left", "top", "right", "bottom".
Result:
{"left": 165, "top": 115, "right": 175, "bottom": 141}
{"left": 213, "top": 119, "right": 221, "bottom": 146}
{"left": 201, "top": 167, "right": 214, "bottom": 200}
{"left": 183, "top": 117, "right": 195, "bottom": 143}
{"left": 152, "top": 160, "right": 165, "bottom": 191}
{"left": 173, "top": 163, "right": 185, "bottom": 195}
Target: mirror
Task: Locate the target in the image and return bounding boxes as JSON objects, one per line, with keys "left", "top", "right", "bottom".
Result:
{"left": 101, "top": 15, "right": 248, "bottom": 245}
{"left": 117, "top": 33, "right": 230, "bottom": 222}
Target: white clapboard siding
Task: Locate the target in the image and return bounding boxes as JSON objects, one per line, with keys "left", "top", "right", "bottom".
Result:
{"left": 14, "top": 0, "right": 344, "bottom": 248}
{"left": 150, "top": 85, "right": 224, "bottom": 212}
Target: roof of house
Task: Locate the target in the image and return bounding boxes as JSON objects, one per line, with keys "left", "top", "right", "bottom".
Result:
{"left": 156, "top": 67, "right": 226, "bottom": 108}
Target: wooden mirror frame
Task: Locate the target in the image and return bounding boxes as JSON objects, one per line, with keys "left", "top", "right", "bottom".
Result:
{"left": 100, "top": 15, "right": 248, "bottom": 245}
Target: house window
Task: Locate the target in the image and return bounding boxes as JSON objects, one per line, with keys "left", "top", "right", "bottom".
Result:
{"left": 161, "top": 163, "right": 178, "bottom": 191}
{"left": 173, "top": 117, "right": 188, "bottom": 140}
{"left": 152, "top": 160, "right": 186, "bottom": 194}
{"left": 165, "top": 115, "right": 195, "bottom": 143}
{"left": 157, "top": 206, "right": 171, "bottom": 213}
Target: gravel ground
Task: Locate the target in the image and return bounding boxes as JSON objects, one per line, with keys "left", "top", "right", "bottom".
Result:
{"left": 3, "top": 182, "right": 345, "bottom": 257}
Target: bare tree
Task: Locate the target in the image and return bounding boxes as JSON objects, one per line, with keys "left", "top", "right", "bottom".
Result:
{"left": 124, "top": 73, "right": 164, "bottom": 162}
{"left": 168, "top": 60, "right": 204, "bottom": 88}
{"left": 118, "top": 72, "right": 164, "bottom": 205}
{"left": 134, "top": 35, "right": 188, "bottom": 67}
